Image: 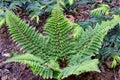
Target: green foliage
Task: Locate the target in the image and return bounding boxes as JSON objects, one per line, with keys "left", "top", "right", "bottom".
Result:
{"left": 6, "top": 10, "right": 47, "bottom": 58}
{"left": 0, "top": 9, "right": 5, "bottom": 28}
{"left": 58, "top": 59, "right": 100, "bottom": 79}
{"left": 44, "top": 5, "right": 73, "bottom": 60}
{"left": 90, "top": 4, "right": 110, "bottom": 17}
{"left": 99, "top": 25, "right": 120, "bottom": 61}
{"left": 30, "top": 15, "right": 40, "bottom": 24}
{"left": 111, "top": 55, "right": 120, "bottom": 68}
{"left": 68, "top": 0, "right": 74, "bottom": 5}
{"left": 5, "top": 4, "right": 120, "bottom": 80}
{"left": 72, "top": 24, "right": 84, "bottom": 40}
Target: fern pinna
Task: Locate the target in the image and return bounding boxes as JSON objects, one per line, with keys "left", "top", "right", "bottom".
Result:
{"left": 4, "top": 4, "right": 120, "bottom": 80}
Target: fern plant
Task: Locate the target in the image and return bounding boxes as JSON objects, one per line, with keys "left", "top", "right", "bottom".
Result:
{"left": 4, "top": 4, "right": 120, "bottom": 80}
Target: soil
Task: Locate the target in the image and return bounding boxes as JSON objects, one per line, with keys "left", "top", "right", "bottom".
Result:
{"left": 1, "top": 1, "right": 120, "bottom": 80}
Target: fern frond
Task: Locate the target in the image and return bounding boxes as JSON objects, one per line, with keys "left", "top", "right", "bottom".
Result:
{"left": 58, "top": 59, "right": 99, "bottom": 79}
{"left": 75, "top": 15, "right": 120, "bottom": 56}
{"left": 44, "top": 4, "right": 73, "bottom": 59}
{"left": 4, "top": 53, "right": 60, "bottom": 79}
{"left": 6, "top": 11, "right": 47, "bottom": 57}
{"left": 90, "top": 4, "right": 110, "bottom": 17}
{"left": 4, "top": 53, "right": 44, "bottom": 64}
{"left": 72, "top": 23, "right": 84, "bottom": 40}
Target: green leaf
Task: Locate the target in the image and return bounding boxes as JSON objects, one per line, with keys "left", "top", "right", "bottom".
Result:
{"left": 6, "top": 10, "right": 48, "bottom": 58}
{"left": 72, "top": 23, "right": 84, "bottom": 40}
{"left": 75, "top": 15, "right": 120, "bottom": 56}
{"left": 0, "top": 9, "right": 5, "bottom": 28}
{"left": 44, "top": 4, "right": 73, "bottom": 59}
{"left": 58, "top": 59, "right": 99, "bottom": 79}
{"left": 111, "top": 58, "right": 117, "bottom": 68}
{"left": 30, "top": 15, "right": 40, "bottom": 24}
{"left": 90, "top": 4, "right": 110, "bottom": 17}
{"left": 0, "top": 18, "right": 5, "bottom": 28}
{"left": 68, "top": 0, "right": 74, "bottom": 5}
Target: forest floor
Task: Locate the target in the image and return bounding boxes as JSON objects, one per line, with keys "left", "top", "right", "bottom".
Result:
{"left": 1, "top": 1, "right": 120, "bottom": 80}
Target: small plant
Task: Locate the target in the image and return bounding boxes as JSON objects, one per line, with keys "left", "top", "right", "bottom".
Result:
{"left": 90, "top": 4, "right": 110, "bottom": 17}
{"left": 4, "top": 4, "right": 120, "bottom": 80}
{"left": 111, "top": 55, "right": 120, "bottom": 68}
{"left": 90, "top": 3, "right": 120, "bottom": 66}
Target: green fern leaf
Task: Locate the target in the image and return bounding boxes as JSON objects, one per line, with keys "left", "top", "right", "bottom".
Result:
{"left": 44, "top": 4, "right": 73, "bottom": 59}
{"left": 4, "top": 53, "right": 60, "bottom": 79}
{"left": 58, "top": 59, "right": 99, "bottom": 79}
{"left": 4, "top": 53, "right": 44, "bottom": 64}
{"left": 75, "top": 15, "right": 120, "bottom": 56}
{"left": 6, "top": 11, "right": 47, "bottom": 57}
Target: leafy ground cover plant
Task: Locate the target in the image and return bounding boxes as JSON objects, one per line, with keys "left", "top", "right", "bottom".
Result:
{"left": 90, "top": 3, "right": 120, "bottom": 68}
{"left": 4, "top": 3, "right": 120, "bottom": 80}
{"left": 78, "top": 3, "right": 120, "bottom": 65}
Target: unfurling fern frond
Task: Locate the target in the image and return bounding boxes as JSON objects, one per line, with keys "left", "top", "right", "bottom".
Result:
{"left": 90, "top": 4, "right": 110, "bottom": 17}
{"left": 5, "top": 3, "right": 120, "bottom": 80}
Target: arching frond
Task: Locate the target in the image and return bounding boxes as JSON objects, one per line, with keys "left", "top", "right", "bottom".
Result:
{"left": 58, "top": 59, "right": 99, "bottom": 79}
{"left": 6, "top": 11, "right": 47, "bottom": 57}
{"left": 4, "top": 53, "right": 60, "bottom": 79}
{"left": 75, "top": 15, "right": 120, "bottom": 56}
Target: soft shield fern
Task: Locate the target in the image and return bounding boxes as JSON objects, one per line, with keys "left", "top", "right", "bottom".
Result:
{"left": 5, "top": 4, "right": 120, "bottom": 80}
